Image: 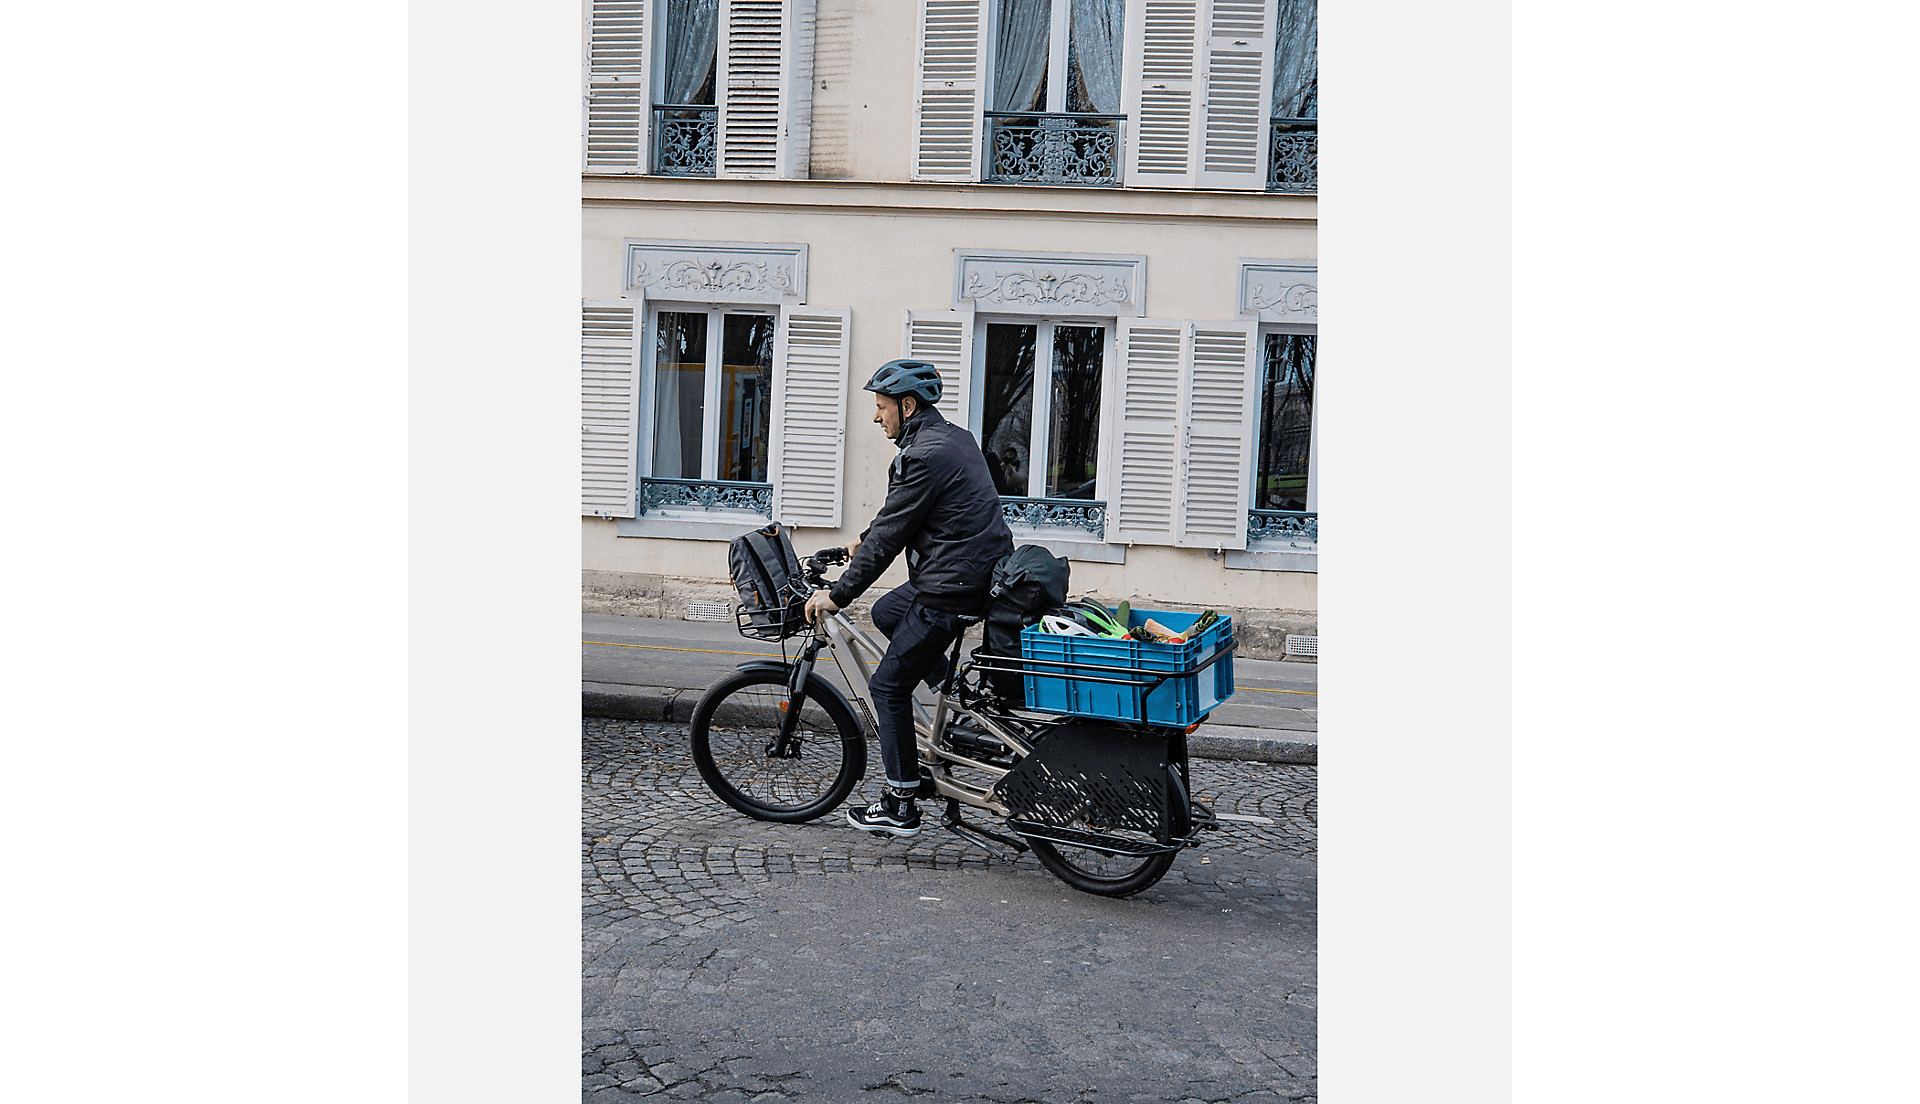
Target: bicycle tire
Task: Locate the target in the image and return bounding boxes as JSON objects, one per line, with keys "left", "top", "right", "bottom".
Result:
{"left": 1026, "top": 767, "right": 1191, "bottom": 897}
{"left": 689, "top": 668, "right": 866, "bottom": 823}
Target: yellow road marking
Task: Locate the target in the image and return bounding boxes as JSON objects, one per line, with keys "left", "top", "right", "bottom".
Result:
{"left": 584, "top": 640, "right": 780, "bottom": 658}
{"left": 586, "top": 639, "right": 1317, "bottom": 694}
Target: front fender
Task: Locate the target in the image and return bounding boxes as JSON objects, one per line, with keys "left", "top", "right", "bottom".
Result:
{"left": 732, "top": 660, "right": 861, "bottom": 728}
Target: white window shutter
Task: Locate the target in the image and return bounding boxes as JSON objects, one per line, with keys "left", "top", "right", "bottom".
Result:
{"left": 1195, "top": 0, "right": 1277, "bottom": 190}
{"left": 718, "top": 0, "right": 785, "bottom": 178}
{"left": 1175, "top": 320, "right": 1260, "bottom": 549}
{"left": 902, "top": 309, "right": 976, "bottom": 430}
{"left": 770, "top": 306, "right": 852, "bottom": 528}
{"left": 778, "top": 0, "right": 817, "bottom": 178}
{"left": 581, "top": 300, "right": 644, "bottom": 517}
{"left": 912, "top": 0, "right": 988, "bottom": 181}
{"left": 1122, "top": 0, "right": 1200, "bottom": 188}
{"left": 583, "top": 0, "right": 651, "bottom": 172}
{"left": 1108, "top": 318, "right": 1188, "bottom": 546}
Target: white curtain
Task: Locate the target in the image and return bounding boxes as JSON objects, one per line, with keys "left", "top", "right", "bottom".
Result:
{"left": 652, "top": 364, "right": 685, "bottom": 477}
{"left": 1068, "top": 0, "right": 1123, "bottom": 114}
{"left": 1272, "top": 0, "right": 1317, "bottom": 118}
{"left": 662, "top": 0, "right": 720, "bottom": 104}
{"left": 993, "top": 0, "right": 1053, "bottom": 112}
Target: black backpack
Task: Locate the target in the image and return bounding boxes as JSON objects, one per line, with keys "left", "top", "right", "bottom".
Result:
{"left": 976, "top": 545, "right": 1071, "bottom": 700}
{"left": 729, "top": 522, "right": 806, "bottom": 639}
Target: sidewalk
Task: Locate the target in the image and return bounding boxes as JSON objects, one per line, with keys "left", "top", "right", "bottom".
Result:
{"left": 583, "top": 611, "right": 1317, "bottom": 764}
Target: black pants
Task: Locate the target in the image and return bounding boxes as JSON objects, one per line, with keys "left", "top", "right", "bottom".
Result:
{"left": 867, "top": 582, "right": 963, "bottom": 791}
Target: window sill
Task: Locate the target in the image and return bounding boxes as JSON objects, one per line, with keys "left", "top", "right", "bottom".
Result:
{"left": 615, "top": 511, "right": 770, "bottom": 542}
{"left": 1008, "top": 528, "right": 1125, "bottom": 564}
{"left": 1223, "top": 546, "right": 1318, "bottom": 574}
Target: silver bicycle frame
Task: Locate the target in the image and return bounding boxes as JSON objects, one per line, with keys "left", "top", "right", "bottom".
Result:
{"left": 814, "top": 609, "right": 1033, "bottom": 815}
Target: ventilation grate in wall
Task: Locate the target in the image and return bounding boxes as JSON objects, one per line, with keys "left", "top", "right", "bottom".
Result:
{"left": 1284, "top": 634, "right": 1318, "bottom": 658}
{"left": 685, "top": 601, "right": 735, "bottom": 623}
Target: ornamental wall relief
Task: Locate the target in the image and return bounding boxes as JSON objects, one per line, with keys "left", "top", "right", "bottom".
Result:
{"left": 954, "top": 250, "right": 1146, "bottom": 316}
{"left": 623, "top": 240, "right": 808, "bottom": 305}
{"left": 1238, "top": 261, "right": 1318, "bottom": 324}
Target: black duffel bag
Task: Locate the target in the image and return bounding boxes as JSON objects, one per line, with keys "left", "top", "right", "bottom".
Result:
{"left": 729, "top": 522, "right": 806, "bottom": 639}
{"left": 976, "top": 545, "right": 1070, "bottom": 700}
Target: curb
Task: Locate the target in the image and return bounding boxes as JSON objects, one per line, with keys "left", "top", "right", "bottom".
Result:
{"left": 582, "top": 685, "right": 1316, "bottom": 766}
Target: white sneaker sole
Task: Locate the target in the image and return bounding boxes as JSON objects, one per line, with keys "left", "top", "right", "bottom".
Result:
{"left": 845, "top": 811, "right": 921, "bottom": 837}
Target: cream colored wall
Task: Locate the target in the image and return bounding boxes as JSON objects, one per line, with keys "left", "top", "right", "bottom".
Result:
{"left": 582, "top": 185, "right": 1316, "bottom": 613}
{"left": 808, "top": 0, "right": 919, "bottom": 181}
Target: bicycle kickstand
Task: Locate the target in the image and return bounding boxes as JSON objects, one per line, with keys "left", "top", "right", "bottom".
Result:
{"left": 939, "top": 797, "right": 1030, "bottom": 862}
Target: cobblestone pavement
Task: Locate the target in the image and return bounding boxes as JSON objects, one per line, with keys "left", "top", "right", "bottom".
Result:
{"left": 584, "top": 718, "right": 1318, "bottom": 1104}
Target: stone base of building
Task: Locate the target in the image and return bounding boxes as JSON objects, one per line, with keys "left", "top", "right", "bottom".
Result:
{"left": 583, "top": 570, "right": 1316, "bottom": 662}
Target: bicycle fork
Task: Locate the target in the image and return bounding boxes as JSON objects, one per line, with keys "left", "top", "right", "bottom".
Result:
{"left": 767, "top": 638, "right": 822, "bottom": 759}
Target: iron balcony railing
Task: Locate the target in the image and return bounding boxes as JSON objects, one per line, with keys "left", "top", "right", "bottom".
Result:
{"left": 1002, "top": 496, "right": 1107, "bottom": 539}
{"left": 1248, "top": 508, "right": 1316, "bottom": 547}
{"left": 652, "top": 105, "right": 717, "bottom": 177}
{"left": 638, "top": 478, "right": 771, "bottom": 517}
{"left": 984, "top": 113, "right": 1125, "bottom": 187}
{"left": 1267, "top": 117, "right": 1317, "bottom": 193}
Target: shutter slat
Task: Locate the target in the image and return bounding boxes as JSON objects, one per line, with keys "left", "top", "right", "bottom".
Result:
{"left": 584, "top": 0, "right": 650, "bottom": 172}
{"left": 770, "top": 306, "right": 852, "bottom": 528}
{"left": 1109, "top": 319, "right": 1188, "bottom": 546}
{"left": 1175, "top": 321, "right": 1259, "bottom": 549}
{"left": 904, "top": 308, "right": 975, "bottom": 430}
{"left": 1194, "top": 0, "right": 1276, "bottom": 189}
{"left": 913, "top": 0, "right": 986, "bottom": 181}
{"left": 581, "top": 301, "right": 642, "bottom": 517}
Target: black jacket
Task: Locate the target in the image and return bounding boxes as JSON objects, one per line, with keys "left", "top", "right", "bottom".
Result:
{"left": 828, "top": 405, "right": 1013, "bottom": 614}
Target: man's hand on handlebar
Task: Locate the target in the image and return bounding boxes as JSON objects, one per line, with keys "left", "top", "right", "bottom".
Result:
{"left": 804, "top": 590, "right": 839, "bottom": 625}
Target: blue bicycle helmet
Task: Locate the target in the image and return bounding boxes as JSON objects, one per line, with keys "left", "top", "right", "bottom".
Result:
{"left": 864, "top": 359, "right": 943, "bottom": 407}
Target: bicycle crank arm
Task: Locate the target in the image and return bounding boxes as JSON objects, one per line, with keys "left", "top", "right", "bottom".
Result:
{"left": 939, "top": 802, "right": 1029, "bottom": 860}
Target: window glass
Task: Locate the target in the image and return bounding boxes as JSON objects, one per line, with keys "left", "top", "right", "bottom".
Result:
{"left": 993, "top": 0, "right": 1051, "bottom": 112}
{"left": 1045, "top": 325, "right": 1103, "bottom": 498}
{"left": 717, "top": 314, "right": 775, "bottom": 482}
{"left": 1065, "top": 0, "right": 1124, "bottom": 114}
{"left": 981, "top": 323, "right": 1037, "bottom": 496}
{"left": 661, "top": 0, "right": 719, "bottom": 105}
{"left": 652, "top": 311, "right": 707, "bottom": 479}
{"left": 1272, "top": 0, "right": 1318, "bottom": 118}
{"left": 1254, "top": 332, "right": 1315, "bottom": 511}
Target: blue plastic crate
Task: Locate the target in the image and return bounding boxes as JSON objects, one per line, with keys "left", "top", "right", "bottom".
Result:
{"left": 1020, "top": 608, "right": 1235, "bottom": 725}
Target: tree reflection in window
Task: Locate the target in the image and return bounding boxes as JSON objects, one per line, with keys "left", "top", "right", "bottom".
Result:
{"left": 1046, "top": 324, "right": 1103, "bottom": 498}
{"left": 1254, "top": 332, "right": 1314, "bottom": 511}
{"left": 981, "top": 323, "right": 1035, "bottom": 497}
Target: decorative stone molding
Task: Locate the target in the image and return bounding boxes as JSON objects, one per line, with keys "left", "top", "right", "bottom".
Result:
{"left": 1238, "top": 260, "right": 1317, "bottom": 325}
{"left": 954, "top": 249, "right": 1146, "bottom": 317}
{"left": 624, "top": 239, "right": 807, "bottom": 305}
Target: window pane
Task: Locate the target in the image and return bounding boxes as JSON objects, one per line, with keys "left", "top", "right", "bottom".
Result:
{"left": 661, "top": 0, "right": 719, "bottom": 105}
{"left": 981, "top": 323, "right": 1036, "bottom": 497}
{"left": 717, "top": 314, "right": 775, "bottom": 482}
{"left": 1255, "top": 333, "right": 1315, "bottom": 511}
{"left": 1045, "top": 325, "right": 1103, "bottom": 498}
{"left": 1066, "top": 0, "right": 1124, "bottom": 114}
{"left": 652, "top": 311, "right": 707, "bottom": 479}
{"left": 993, "top": 0, "right": 1051, "bottom": 112}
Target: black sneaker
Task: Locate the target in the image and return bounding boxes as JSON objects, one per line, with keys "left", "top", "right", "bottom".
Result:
{"left": 847, "top": 790, "right": 922, "bottom": 837}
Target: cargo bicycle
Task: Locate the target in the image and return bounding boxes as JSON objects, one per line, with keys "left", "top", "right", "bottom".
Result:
{"left": 689, "top": 547, "right": 1240, "bottom": 897}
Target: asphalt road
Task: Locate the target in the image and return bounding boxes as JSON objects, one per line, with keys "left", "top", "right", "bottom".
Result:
{"left": 583, "top": 718, "right": 1319, "bottom": 1103}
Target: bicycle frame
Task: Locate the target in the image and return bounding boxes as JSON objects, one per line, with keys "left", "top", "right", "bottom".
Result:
{"left": 804, "top": 609, "right": 1034, "bottom": 817}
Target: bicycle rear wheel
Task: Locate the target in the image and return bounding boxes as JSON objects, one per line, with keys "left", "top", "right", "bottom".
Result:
{"left": 1026, "top": 768, "right": 1190, "bottom": 897}
{"left": 690, "top": 668, "right": 866, "bottom": 822}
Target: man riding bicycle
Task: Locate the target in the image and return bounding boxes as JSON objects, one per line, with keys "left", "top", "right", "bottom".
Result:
{"left": 802, "top": 358, "right": 1013, "bottom": 837}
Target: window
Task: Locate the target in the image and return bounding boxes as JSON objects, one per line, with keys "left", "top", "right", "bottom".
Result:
{"left": 582, "top": 0, "right": 813, "bottom": 178}
{"left": 912, "top": 0, "right": 1281, "bottom": 190}
{"left": 1267, "top": 0, "right": 1317, "bottom": 192}
{"left": 653, "top": 0, "right": 719, "bottom": 176}
{"left": 1253, "top": 332, "right": 1314, "bottom": 511}
{"left": 978, "top": 320, "right": 1108, "bottom": 500}
{"left": 983, "top": 0, "right": 1126, "bottom": 184}
{"left": 643, "top": 308, "right": 776, "bottom": 513}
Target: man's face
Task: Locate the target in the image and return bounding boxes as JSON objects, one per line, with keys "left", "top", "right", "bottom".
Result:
{"left": 874, "top": 393, "right": 907, "bottom": 440}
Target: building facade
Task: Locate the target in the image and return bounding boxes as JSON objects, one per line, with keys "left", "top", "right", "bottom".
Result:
{"left": 582, "top": 0, "right": 1319, "bottom": 655}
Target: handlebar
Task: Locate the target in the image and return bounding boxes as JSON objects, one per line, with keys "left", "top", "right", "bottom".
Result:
{"left": 801, "top": 547, "right": 848, "bottom": 589}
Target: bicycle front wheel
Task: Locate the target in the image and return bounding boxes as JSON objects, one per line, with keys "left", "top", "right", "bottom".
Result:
{"left": 689, "top": 668, "right": 866, "bottom": 822}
